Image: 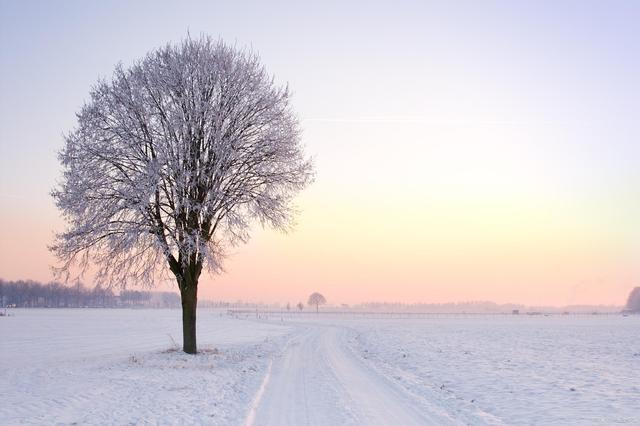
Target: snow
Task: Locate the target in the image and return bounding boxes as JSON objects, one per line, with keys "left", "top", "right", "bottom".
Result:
{"left": 345, "top": 315, "right": 640, "bottom": 425}
{"left": 251, "top": 323, "right": 458, "bottom": 425}
{"left": 1, "top": 309, "right": 292, "bottom": 425}
{"left": 2, "top": 310, "right": 639, "bottom": 425}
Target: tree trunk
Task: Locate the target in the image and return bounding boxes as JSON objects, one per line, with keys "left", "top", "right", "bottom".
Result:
{"left": 180, "top": 281, "right": 198, "bottom": 354}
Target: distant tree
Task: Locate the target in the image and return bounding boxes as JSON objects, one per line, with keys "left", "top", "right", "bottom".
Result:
{"left": 626, "top": 287, "right": 640, "bottom": 312}
{"left": 162, "top": 292, "right": 181, "bottom": 308}
{"left": 51, "top": 36, "right": 313, "bottom": 353}
{"left": 296, "top": 302, "right": 304, "bottom": 311}
{"left": 74, "top": 281, "right": 84, "bottom": 308}
{"left": 286, "top": 302, "right": 291, "bottom": 311}
{"left": 307, "top": 292, "right": 326, "bottom": 313}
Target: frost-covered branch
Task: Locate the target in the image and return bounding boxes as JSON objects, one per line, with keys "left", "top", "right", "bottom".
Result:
{"left": 52, "top": 36, "right": 313, "bottom": 289}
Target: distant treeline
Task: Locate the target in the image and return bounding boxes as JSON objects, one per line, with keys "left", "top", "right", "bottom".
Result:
{"left": 351, "top": 301, "right": 623, "bottom": 314}
{"left": 0, "top": 279, "right": 180, "bottom": 308}
{"left": 353, "top": 301, "right": 528, "bottom": 313}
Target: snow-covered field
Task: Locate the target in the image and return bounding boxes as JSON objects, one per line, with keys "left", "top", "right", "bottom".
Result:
{"left": 1, "top": 309, "right": 292, "bottom": 425}
{"left": 346, "top": 316, "right": 640, "bottom": 425}
{"left": 1, "top": 309, "right": 638, "bottom": 425}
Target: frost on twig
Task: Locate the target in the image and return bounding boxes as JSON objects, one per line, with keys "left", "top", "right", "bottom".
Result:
{"left": 51, "top": 36, "right": 314, "bottom": 289}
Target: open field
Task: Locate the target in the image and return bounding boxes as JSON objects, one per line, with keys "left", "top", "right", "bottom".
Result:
{"left": 1, "top": 309, "right": 638, "bottom": 425}
{"left": 1, "top": 309, "right": 291, "bottom": 425}
{"left": 346, "top": 316, "right": 640, "bottom": 425}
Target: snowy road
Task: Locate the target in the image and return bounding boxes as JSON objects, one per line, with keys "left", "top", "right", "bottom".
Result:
{"left": 250, "top": 323, "right": 457, "bottom": 426}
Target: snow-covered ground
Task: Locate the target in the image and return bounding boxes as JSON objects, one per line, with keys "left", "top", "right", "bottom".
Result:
{"left": 0, "top": 309, "right": 292, "bottom": 425}
{"left": 345, "top": 315, "right": 640, "bottom": 425}
{"left": 2, "top": 310, "right": 638, "bottom": 425}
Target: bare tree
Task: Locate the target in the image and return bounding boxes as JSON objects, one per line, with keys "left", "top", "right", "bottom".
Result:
{"left": 307, "top": 292, "right": 326, "bottom": 313}
{"left": 52, "top": 36, "right": 313, "bottom": 353}
{"left": 626, "top": 287, "right": 640, "bottom": 312}
{"left": 296, "top": 302, "right": 304, "bottom": 311}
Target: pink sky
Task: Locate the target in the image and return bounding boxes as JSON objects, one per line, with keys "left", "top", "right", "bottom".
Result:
{"left": 1, "top": 1, "right": 638, "bottom": 306}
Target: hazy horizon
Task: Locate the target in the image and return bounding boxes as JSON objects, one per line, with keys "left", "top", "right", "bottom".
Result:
{"left": 0, "top": 276, "right": 633, "bottom": 309}
{"left": 1, "top": 1, "right": 639, "bottom": 307}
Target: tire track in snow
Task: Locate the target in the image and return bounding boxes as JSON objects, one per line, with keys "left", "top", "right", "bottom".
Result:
{"left": 251, "top": 322, "right": 459, "bottom": 425}
{"left": 244, "top": 358, "right": 274, "bottom": 426}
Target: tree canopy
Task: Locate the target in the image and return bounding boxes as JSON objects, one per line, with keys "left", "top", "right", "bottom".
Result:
{"left": 307, "top": 292, "right": 326, "bottom": 312}
{"left": 52, "top": 36, "right": 313, "bottom": 352}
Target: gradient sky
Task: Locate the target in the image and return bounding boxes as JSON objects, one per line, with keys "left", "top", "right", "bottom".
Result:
{"left": 1, "top": 0, "right": 638, "bottom": 306}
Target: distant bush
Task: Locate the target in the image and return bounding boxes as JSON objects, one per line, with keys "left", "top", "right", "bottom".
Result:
{"left": 626, "top": 287, "right": 640, "bottom": 312}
